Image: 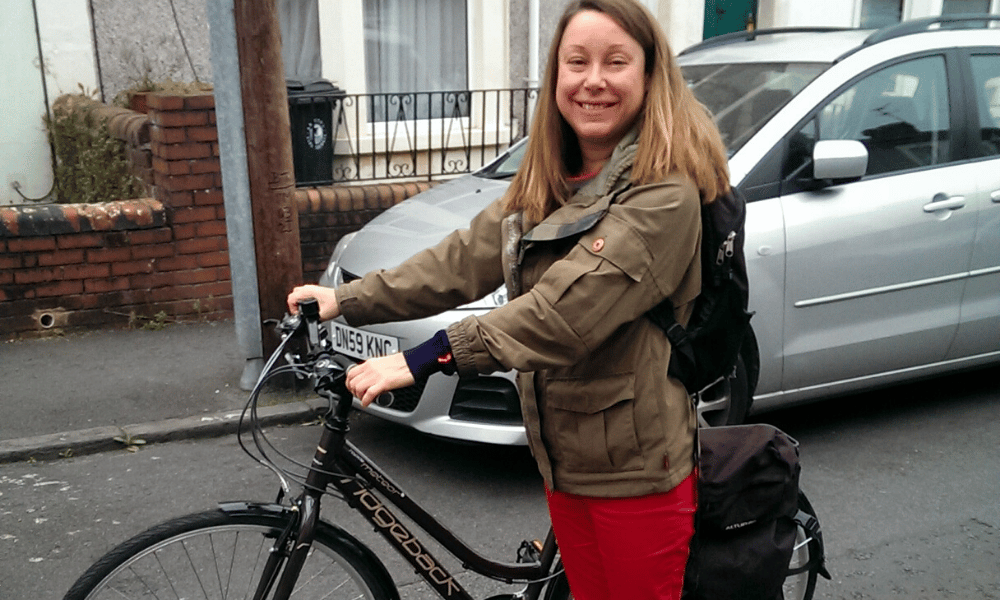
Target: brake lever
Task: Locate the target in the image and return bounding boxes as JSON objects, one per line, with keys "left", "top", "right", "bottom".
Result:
{"left": 269, "top": 314, "right": 303, "bottom": 340}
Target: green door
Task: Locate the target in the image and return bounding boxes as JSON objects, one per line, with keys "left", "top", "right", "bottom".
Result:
{"left": 703, "top": 0, "right": 757, "bottom": 39}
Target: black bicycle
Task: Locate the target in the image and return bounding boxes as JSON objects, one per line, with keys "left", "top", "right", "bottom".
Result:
{"left": 64, "top": 300, "right": 826, "bottom": 600}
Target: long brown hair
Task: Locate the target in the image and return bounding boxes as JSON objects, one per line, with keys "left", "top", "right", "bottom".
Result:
{"left": 505, "top": 0, "right": 730, "bottom": 222}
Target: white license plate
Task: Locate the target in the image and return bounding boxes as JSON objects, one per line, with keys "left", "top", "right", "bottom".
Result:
{"left": 330, "top": 322, "right": 400, "bottom": 360}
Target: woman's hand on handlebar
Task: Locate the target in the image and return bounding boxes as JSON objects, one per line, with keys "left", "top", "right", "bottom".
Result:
{"left": 346, "top": 353, "right": 415, "bottom": 407}
{"left": 287, "top": 284, "right": 340, "bottom": 321}
{"left": 286, "top": 283, "right": 413, "bottom": 405}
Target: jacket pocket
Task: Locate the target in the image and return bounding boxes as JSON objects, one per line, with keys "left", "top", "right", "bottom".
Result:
{"left": 579, "top": 217, "right": 651, "bottom": 282}
{"left": 544, "top": 372, "right": 643, "bottom": 473}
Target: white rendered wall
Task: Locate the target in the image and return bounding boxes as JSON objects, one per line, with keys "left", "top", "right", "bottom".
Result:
{"left": 1, "top": 0, "right": 98, "bottom": 205}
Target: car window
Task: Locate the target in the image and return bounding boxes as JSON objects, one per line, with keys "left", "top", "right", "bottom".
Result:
{"left": 969, "top": 54, "right": 1000, "bottom": 157}
{"left": 682, "top": 62, "right": 828, "bottom": 155}
{"left": 785, "top": 55, "right": 953, "bottom": 179}
{"left": 476, "top": 138, "right": 528, "bottom": 179}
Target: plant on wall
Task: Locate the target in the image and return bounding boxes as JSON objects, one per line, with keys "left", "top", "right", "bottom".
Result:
{"left": 44, "top": 88, "right": 144, "bottom": 205}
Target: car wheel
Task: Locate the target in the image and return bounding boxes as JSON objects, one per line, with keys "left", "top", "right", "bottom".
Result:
{"left": 695, "top": 332, "right": 758, "bottom": 427}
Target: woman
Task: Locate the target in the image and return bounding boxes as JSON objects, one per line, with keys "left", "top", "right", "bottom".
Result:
{"left": 288, "top": 1, "right": 730, "bottom": 597}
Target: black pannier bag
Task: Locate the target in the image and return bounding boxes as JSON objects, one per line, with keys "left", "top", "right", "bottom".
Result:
{"left": 682, "top": 424, "right": 804, "bottom": 600}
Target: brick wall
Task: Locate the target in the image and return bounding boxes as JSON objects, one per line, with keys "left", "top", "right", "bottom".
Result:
{"left": 0, "top": 92, "right": 435, "bottom": 340}
{"left": 0, "top": 92, "right": 230, "bottom": 339}
{"left": 295, "top": 181, "right": 435, "bottom": 283}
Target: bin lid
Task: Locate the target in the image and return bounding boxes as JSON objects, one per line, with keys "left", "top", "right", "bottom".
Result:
{"left": 286, "top": 77, "right": 345, "bottom": 97}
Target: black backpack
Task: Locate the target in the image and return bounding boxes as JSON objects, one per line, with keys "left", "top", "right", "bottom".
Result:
{"left": 647, "top": 187, "right": 753, "bottom": 395}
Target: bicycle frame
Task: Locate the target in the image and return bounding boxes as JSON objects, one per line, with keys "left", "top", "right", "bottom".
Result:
{"left": 254, "top": 304, "right": 561, "bottom": 600}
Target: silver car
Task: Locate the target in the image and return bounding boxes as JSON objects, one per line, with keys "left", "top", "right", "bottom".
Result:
{"left": 320, "top": 16, "right": 1000, "bottom": 445}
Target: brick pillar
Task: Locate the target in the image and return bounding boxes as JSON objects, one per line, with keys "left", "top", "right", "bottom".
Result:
{"left": 145, "top": 92, "right": 233, "bottom": 319}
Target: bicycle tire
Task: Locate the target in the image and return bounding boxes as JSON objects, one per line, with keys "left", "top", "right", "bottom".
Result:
{"left": 63, "top": 504, "right": 398, "bottom": 600}
{"left": 541, "top": 492, "right": 823, "bottom": 600}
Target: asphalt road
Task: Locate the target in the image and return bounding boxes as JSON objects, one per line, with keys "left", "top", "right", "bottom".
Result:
{"left": 2, "top": 368, "right": 997, "bottom": 599}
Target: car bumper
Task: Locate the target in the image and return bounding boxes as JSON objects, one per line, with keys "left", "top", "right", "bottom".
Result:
{"left": 324, "top": 312, "right": 528, "bottom": 446}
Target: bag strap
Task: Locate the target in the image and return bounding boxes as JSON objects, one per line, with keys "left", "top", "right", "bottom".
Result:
{"left": 647, "top": 299, "right": 688, "bottom": 346}
{"left": 684, "top": 402, "right": 704, "bottom": 596}
{"left": 786, "top": 505, "right": 832, "bottom": 580}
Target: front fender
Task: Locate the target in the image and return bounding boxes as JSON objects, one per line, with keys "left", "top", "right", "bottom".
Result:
{"left": 218, "top": 501, "right": 400, "bottom": 600}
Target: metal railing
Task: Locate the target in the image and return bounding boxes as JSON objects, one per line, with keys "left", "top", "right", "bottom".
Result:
{"left": 321, "top": 88, "right": 538, "bottom": 183}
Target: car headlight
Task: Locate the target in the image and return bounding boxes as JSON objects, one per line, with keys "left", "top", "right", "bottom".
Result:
{"left": 456, "top": 287, "right": 508, "bottom": 310}
{"left": 319, "top": 232, "right": 358, "bottom": 287}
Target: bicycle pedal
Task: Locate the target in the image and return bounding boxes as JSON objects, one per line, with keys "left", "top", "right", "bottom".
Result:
{"left": 516, "top": 539, "right": 543, "bottom": 563}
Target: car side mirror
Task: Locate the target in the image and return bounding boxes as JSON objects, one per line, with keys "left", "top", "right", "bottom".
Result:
{"left": 812, "top": 140, "right": 868, "bottom": 182}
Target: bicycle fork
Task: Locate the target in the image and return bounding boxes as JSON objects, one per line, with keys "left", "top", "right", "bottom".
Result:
{"left": 252, "top": 419, "right": 346, "bottom": 600}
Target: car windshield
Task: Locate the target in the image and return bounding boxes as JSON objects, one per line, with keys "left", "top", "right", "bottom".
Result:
{"left": 477, "top": 138, "right": 529, "bottom": 179}
{"left": 682, "top": 62, "right": 829, "bottom": 155}
{"left": 477, "top": 62, "right": 830, "bottom": 174}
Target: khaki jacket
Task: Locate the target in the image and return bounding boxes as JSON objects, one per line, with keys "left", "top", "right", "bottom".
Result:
{"left": 338, "top": 134, "right": 701, "bottom": 497}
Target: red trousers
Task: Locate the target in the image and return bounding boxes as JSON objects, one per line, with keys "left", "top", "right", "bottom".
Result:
{"left": 545, "top": 471, "right": 696, "bottom": 600}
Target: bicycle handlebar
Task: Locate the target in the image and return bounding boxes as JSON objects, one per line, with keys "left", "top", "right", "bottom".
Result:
{"left": 273, "top": 299, "right": 393, "bottom": 418}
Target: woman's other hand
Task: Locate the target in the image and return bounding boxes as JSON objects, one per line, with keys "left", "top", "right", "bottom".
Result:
{"left": 287, "top": 284, "right": 340, "bottom": 321}
{"left": 346, "top": 353, "right": 415, "bottom": 407}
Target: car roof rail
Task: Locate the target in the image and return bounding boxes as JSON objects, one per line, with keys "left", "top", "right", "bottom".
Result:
{"left": 863, "top": 14, "right": 1000, "bottom": 46}
{"left": 678, "top": 26, "right": 855, "bottom": 56}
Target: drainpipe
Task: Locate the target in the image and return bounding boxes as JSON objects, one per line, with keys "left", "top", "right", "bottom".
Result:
{"left": 205, "top": 0, "right": 264, "bottom": 390}
{"left": 527, "top": 0, "right": 540, "bottom": 125}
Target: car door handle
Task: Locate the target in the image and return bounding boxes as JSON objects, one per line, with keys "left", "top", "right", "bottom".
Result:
{"left": 923, "top": 193, "right": 966, "bottom": 213}
{"left": 991, "top": 190, "right": 1000, "bottom": 203}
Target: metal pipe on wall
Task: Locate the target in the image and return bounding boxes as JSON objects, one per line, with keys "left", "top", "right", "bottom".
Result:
{"left": 528, "top": 0, "right": 539, "bottom": 123}
{"left": 205, "top": 0, "right": 264, "bottom": 390}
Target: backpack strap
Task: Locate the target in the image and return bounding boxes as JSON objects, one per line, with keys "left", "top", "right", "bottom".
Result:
{"left": 647, "top": 298, "right": 699, "bottom": 392}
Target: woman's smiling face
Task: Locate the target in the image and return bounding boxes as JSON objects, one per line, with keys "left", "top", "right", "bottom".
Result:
{"left": 556, "top": 9, "right": 647, "bottom": 167}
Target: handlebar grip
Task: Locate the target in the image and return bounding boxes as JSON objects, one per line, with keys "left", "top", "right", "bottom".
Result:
{"left": 296, "top": 298, "right": 324, "bottom": 351}
{"left": 299, "top": 298, "right": 321, "bottom": 322}
{"left": 342, "top": 360, "right": 394, "bottom": 408}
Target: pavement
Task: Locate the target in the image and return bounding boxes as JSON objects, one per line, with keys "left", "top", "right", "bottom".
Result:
{"left": 0, "top": 320, "right": 326, "bottom": 464}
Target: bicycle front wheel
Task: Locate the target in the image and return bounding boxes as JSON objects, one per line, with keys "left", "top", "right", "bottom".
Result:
{"left": 64, "top": 505, "right": 396, "bottom": 600}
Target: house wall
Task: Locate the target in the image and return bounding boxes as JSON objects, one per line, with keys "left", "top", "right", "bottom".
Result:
{"left": 35, "top": 0, "right": 101, "bottom": 96}
{"left": 508, "top": 0, "right": 564, "bottom": 89}
{"left": 648, "top": 0, "right": 708, "bottom": 52}
{"left": 90, "top": 0, "right": 212, "bottom": 103}
{"left": 9, "top": 0, "right": 999, "bottom": 207}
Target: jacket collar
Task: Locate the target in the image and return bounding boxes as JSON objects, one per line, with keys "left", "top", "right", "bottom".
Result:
{"left": 522, "top": 128, "right": 639, "bottom": 244}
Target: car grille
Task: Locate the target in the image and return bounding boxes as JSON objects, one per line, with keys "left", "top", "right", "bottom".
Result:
{"left": 384, "top": 374, "right": 429, "bottom": 413}
{"left": 449, "top": 376, "right": 522, "bottom": 425}
{"left": 384, "top": 374, "right": 522, "bottom": 426}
